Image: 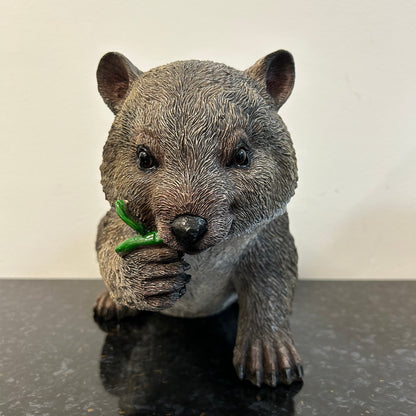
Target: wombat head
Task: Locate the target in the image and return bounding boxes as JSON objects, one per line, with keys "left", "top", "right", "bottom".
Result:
{"left": 97, "top": 51, "right": 297, "bottom": 254}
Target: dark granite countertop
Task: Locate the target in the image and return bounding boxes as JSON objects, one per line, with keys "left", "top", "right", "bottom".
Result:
{"left": 0, "top": 280, "right": 415, "bottom": 415}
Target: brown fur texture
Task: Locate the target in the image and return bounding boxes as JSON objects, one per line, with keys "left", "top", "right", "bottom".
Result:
{"left": 94, "top": 50, "right": 302, "bottom": 387}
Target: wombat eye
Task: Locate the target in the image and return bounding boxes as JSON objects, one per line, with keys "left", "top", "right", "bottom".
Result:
{"left": 136, "top": 146, "right": 156, "bottom": 170}
{"left": 231, "top": 147, "right": 250, "bottom": 167}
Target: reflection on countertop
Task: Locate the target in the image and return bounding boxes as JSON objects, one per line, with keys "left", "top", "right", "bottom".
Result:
{"left": 98, "top": 305, "right": 301, "bottom": 415}
{"left": 0, "top": 280, "right": 415, "bottom": 415}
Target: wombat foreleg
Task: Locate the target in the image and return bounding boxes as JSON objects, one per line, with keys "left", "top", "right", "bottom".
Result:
{"left": 232, "top": 214, "right": 303, "bottom": 387}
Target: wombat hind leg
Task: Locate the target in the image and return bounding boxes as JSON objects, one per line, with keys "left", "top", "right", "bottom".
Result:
{"left": 93, "top": 290, "right": 139, "bottom": 332}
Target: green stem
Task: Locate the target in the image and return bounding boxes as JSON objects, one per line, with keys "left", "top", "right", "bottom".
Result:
{"left": 115, "top": 199, "right": 149, "bottom": 235}
{"left": 115, "top": 232, "right": 163, "bottom": 255}
{"left": 114, "top": 199, "right": 163, "bottom": 254}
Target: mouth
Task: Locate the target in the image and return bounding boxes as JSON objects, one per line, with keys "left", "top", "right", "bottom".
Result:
{"left": 182, "top": 246, "right": 204, "bottom": 255}
{"left": 160, "top": 229, "right": 216, "bottom": 255}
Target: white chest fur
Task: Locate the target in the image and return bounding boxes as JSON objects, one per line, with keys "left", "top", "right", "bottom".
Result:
{"left": 160, "top": 231, "right": 255, "bottom": 318}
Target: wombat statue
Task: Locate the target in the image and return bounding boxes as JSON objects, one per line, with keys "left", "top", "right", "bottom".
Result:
{"left": 94, "top": 50, "right": 303, "bottom": 387}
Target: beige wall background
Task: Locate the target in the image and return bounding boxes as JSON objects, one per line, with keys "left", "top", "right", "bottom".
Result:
{"left": 1, "top": 0, "right": 415, "bottom": 279}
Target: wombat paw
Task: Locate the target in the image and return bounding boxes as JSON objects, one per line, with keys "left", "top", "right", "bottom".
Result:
{"left": 140, "top": 273, "right": 191, "bottom": 311}
{"left": 233, "top": 332, "right": 303, "bottom": 387}
{"left": 93, "top": 290, "right": 136, "bottom": 332}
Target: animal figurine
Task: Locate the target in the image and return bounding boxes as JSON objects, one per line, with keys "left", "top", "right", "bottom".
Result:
{"left": 93, "top": 49, "right": 303, "bottom": 387}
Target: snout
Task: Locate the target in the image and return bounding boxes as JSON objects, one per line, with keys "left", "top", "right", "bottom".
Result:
{"left": 171, "top": 215, "right": 207, "bottom": 253}
{"left": 153, "top": 177, "right": 233, "bottom": 253}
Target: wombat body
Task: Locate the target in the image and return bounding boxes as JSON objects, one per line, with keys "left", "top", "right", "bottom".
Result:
{"left": 94, "top": 50, "right": 302, "bottom": 387}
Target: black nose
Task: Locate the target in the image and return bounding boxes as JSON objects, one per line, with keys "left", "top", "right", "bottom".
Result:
{"left": 171, "top": 215, "right": 207, "bottom": 248}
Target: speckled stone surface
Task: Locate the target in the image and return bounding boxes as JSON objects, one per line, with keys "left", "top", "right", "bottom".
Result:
{"left": 0, "top": 280, "right": 415, "bottom": 415}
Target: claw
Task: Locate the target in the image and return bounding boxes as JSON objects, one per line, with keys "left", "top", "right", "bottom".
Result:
{"left": 177, "top": 286, "right": 187, "bottom": 297}
{"left": 255, "top": 370, "right": 262, "bottom": 387}
{"left": 238, "top": 365, "right": 245, "bottom": 380}
{"left": 285, "top": 368, "right": 294, "bottom": 384}
{"left": 296, "top": 364, "right": 304, "bottom": 379}
{"left": 271, "top": 372, "right": 278, "bottom": 387}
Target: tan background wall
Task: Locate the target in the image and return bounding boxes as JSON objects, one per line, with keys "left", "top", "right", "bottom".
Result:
{"left": 1, "top": 0, "right": 415, "bottom": 279}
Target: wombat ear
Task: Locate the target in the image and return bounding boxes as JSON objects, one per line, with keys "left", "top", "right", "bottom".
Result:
{"left": 245, "top": 50, "right": 295, "bottom": 109}
{"left": 97, "top": 52, "right": 142, "bottom": 114}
